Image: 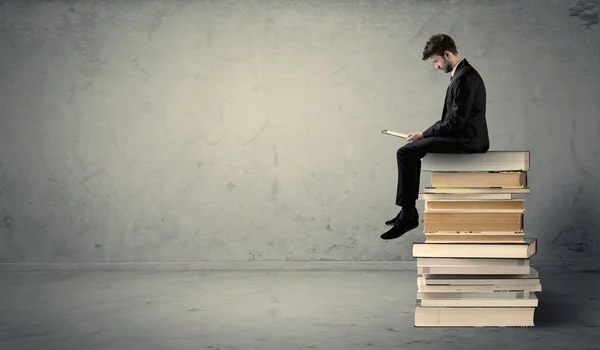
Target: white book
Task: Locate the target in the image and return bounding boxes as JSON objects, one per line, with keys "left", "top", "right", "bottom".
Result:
{"left": 417, "top": 277, "right": 542, "bottom": 293}
{"left": 421, "top": 151, "right": 530, "bottom": 172}
{"left": 414, "top": 306, "right": 535, "bottom": 327}
{"left": 417, "top": 258, "right": 530, "bottom": 267}
{"left": 419, "top": 193, "right": 526, "bottom": 200}
{"left": 418, "top": 265, "right": 532, "bottom": 275}
{"left": 417, "top": 292, "right": 538, "bottom": 307}
{"left": 412, "top": 239, "right": 537, "bottom": 259}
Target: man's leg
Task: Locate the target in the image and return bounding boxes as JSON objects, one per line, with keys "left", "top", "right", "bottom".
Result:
{"left": 395, "top": 144, "right": 423, "bottom": 210}
{"left": 381, "top": 136, "right": 466, "bottom": 240}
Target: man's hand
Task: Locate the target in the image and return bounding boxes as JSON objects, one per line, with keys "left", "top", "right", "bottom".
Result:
{"left": 406, "top": 132, "right": 423, "bottom": 142}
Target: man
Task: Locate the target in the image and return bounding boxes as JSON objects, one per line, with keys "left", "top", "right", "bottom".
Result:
{"left": 380, "top": 33, "right": 490, "bottom": 240}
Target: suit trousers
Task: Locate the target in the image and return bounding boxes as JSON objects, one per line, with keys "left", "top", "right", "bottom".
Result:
{"left": 396, "top": 136, "right": 468, "bottom": 207}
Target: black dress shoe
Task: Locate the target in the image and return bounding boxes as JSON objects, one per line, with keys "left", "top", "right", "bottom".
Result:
{"left": 385, "top": 208, "right": 419, "bottom": 226}
{"left": 380, "top": 216, "right": 419, "bottom": 240}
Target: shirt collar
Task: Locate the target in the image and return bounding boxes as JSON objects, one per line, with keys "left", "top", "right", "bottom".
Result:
{"left": 451, "top": 58, "right": 465, "bottom": 77}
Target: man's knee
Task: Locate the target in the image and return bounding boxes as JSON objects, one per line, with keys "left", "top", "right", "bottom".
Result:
{"left": 397, "top": 146, "right": 418, "bottom": 163}
{"left": 396, "top": 144, "right": 412, "bottom": 158}
{"left": 397, "top": 139, "right": 428, "bottom": 160}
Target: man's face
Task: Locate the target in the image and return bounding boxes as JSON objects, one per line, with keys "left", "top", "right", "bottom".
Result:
{"left": 430, "top": 54, "right": 452, "bottom": 73}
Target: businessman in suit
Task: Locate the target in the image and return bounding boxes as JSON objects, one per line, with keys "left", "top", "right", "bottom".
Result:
{"left": 381, "top": 33, "right": 490, "bottom": 240}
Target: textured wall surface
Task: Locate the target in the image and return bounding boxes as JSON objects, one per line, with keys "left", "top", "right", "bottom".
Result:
{"left": 0, "top": 0, "right": 598, "bottom": 264}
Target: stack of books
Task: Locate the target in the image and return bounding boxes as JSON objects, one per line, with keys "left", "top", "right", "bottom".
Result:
{"left": 412, "top": 151, "right": 541, "bottom": 327}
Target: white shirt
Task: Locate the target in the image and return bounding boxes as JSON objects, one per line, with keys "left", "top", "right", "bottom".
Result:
{"left": 451, "top": 57, "right": 465, "bottom": 77}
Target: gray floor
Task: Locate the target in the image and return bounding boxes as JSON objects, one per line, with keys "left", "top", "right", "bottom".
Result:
{"left": 0, "top": 267, "right": 599, "bottom": 350}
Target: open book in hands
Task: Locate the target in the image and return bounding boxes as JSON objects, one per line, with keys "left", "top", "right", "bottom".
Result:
{"left": 381, "top": 129, "right": 408, "bottom": 140}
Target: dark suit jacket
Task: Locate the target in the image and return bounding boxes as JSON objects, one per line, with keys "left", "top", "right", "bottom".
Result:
{"left": 422, "top": 59, "right": 490, "bottom": 153}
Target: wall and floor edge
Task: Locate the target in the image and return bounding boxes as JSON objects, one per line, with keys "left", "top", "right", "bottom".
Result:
{"left": 0, "top": 260, "right": 596, "bottom": 272}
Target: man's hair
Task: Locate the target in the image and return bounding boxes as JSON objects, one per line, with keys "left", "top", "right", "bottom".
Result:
{"left": 422, "top": 34, "right": 458, "bottom": 60}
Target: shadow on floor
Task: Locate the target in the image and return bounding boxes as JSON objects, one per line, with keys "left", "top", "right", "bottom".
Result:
{"left": 533, "top": 268, "right": 600, "bottom": 328}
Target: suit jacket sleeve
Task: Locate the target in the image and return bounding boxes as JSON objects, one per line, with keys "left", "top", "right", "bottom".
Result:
{"left": 423, "top": 76, "right": 476, "bottom": 138}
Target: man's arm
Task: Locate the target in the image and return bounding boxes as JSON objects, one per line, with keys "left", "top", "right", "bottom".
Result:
{"left": 422, "top": 76, "right": 476, "bottom": 138}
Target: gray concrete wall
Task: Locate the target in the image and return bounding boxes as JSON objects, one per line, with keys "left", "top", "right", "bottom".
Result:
{"left": 0, "top": 0, "right": 598, "bottom": 265}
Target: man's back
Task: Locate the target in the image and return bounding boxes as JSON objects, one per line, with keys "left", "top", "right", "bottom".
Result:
{"left": 441, "top": 59, "right": 489, "bottom": 153}
{"left": 422, "top": 59, "right": 489, "bottom": 153}
{"left": 451, "top": 60, "right": 489, "bottom": 152}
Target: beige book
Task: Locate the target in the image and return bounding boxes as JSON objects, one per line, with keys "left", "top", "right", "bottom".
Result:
{"left": 424, "top": 187, "right": 530, "bottom": 194}
{"left": 381, "top": 129, "right": 408, "bottom": 139}
{"left": 424, "top": 233, "right": 525, "bottom": 243}
{"left": 421, "top": 151, "right": 530, "bottom": 172}
{"left": 423, "top": 211, "right": 523, "bottom": 233}
{"left": 425, "top": 208, "right": 524, "bottom": 213}
{"left": 414, "top": 306, "right": 535, "bottom": 327}
{"left": 416, "top": 291, "right": 538, "bottom": 307}
{"left": 430, "top": 171, "right": 527, "bottom": 188}
{"left": 412, "top": 239, "right": 537, "bottom": 259}
{"left": 425, "top": 199, "right": 524, "bottom": 210}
